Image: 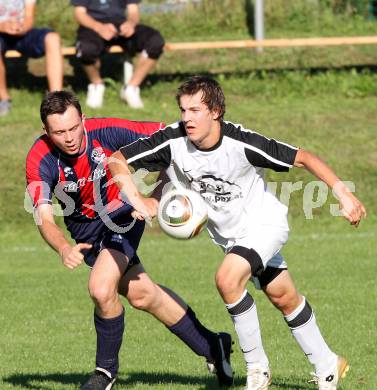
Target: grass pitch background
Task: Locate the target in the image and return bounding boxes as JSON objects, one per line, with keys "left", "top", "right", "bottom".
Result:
{"left": 0, "top": 75, "right": 376, "bottom": 388}
{"left": 1, "top": 1, "right": 377, "bottom": 388}
{"left": 0, "top": 217, "right": 375, "bottom": 389}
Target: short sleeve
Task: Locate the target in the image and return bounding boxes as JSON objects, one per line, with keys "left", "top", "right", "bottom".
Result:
{"left": 26, "top": 141, "right": 57, "bottom": 208}
{"left": 120, "top": 125, "right": 178, "bottom": 172}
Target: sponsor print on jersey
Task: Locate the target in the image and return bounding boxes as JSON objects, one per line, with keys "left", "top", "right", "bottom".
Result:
{"left": 62, "top": 167, "right": 107, "bottom": 193}
{"left": 183, "top": 171, "right": 244, "bottom": 206}
{"left": 91, "top": 146, "right": 106, "bottom": 164}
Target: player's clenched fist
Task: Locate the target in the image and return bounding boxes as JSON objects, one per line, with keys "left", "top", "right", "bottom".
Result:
{"left": 60, "top": 243, "right": 92, "bottom": 269}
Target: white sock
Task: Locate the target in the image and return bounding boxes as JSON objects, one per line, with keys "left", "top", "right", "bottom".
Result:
{"left": 285, "top": 297, "right": 337, "bottom": 375}
{"left": 226, "top": 290, "right": 269, "bottom": 371}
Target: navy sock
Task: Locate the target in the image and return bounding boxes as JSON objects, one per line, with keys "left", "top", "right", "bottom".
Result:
{"left": 167, "top": 307, "right": 218, "bottom": 361}
{"left": 94, "top": 308, "right": 125, "bottom": 378}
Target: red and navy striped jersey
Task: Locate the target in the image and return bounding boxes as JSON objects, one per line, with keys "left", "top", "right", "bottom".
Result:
{"left": 26, "top": 117, "right": 164, "bottom": 239}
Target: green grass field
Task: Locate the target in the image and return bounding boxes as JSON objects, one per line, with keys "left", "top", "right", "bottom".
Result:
{"left": 1, "top": 69, "right": 376, "bottom": 388}
{"left": 0, "top": 215, "right": 376, "bottom": 389}
{"left": 1, "top": 70, "right": 376, "bottom": 389}
{"left": 1, "top": 2, "right": 376, "bottom": 388}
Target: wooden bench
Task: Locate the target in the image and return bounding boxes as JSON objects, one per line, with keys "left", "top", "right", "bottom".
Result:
{"left": 5, "top": 36, "right": 377, "bottom": 83}
{"left": 5, "top": 36, "right": 377, "bottom": 58}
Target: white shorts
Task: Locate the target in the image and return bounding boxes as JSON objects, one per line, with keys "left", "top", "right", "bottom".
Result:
{"left": 220, "top": 224, "right": 290, "bottom": 289}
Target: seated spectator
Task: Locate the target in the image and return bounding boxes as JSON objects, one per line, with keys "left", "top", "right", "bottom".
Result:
{"left": 0, "top": 0, "right": 63, "bottom": 116}
{"left": 71, "top": 0, "right": 164, "bottom": 109}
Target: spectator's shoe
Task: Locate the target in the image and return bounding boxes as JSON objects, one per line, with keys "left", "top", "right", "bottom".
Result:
{"left": 245, "top": 364, "right": 271, "bottom": 390}
{"left": 0, "top": 100, "right": 11, "bottom": 116}
{"left": 120, "top": 85, "right": 144, "bottom": 109}
{"left": 309, "top": 356, "right": 349, "bottom": 390}
{"left": 80, "top": 369, "right": 116, "bottom": 390}
{"left": 86, "top": 83, "right": 105, "bottom": 108}
{"left": 207, "top": 332, "right": 234, "bottom": 386}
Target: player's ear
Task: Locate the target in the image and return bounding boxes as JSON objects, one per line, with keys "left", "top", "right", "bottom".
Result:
{"left": 81, "top": 114, "right": 86, "bottom": 124}
{"left": 212, "top": 108, "right": 221, "bottom": 121}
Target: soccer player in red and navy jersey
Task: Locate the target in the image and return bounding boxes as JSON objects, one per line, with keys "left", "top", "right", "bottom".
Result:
{"left": 26, "top": 91, "right": 234, "bottom": 390}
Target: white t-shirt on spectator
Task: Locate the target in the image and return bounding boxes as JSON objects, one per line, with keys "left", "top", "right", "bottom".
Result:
{"left": 0, "top": 0, "right": 36, "bottom": 23}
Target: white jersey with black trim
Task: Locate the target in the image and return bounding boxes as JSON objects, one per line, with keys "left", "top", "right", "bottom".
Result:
{"left": 121, "top": 120, "right": 298, "bottom": 245}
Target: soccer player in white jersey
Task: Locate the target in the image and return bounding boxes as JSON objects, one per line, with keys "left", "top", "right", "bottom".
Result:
{"left": 108, "top": 75, "right": 366, "bottom": 390}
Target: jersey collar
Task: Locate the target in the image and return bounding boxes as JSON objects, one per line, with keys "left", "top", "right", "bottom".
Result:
{"left": 191, "top": 121, "right": 224, "bottom": 152}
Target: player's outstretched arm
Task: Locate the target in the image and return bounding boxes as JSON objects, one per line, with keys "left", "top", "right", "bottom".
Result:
{"left": 108, "top": 151, "right": 158, "bottom": 223}
{"left": 293, "top": 149, "right": 367, "bottom": 226}
{"left": 35, "top": 204, "right": 92, "bottom": 269}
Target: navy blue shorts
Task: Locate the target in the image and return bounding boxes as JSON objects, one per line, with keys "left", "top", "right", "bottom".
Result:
{"left": 80, "top": 219, "right": 145, "bottom": 271}
{"left": 0, "top": 28, "right": 53, "bottom": 58}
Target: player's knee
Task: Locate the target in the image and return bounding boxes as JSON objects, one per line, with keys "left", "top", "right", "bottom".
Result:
{"left": 88, "top": 283, "right": 116, "bottom": 308}
{"left": 45, "top": 32, "right": 61, "bottom": 49}
{"left": 215, "top": 270, "right": 241, "bottom": 298}
{"left": 127, "top": 285, "right": 158, "bottom": 311}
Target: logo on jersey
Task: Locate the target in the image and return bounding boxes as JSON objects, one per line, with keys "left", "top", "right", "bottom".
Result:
{"left": 91, "top": 147, "right": 106, "bottom": 164}
{"left": 62, "top": 168, "right": 107, "bottom": 192}
{"left": 183, "top": 171, "right": 243, "bottom": 204}
{"left": 110, "top": 234, "right": 123, "bottom": 243}
{"left": 63, "top": 167, "right": 74, "bottom": 177}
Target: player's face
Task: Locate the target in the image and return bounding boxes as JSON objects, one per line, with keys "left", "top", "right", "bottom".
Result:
{"left": 179, "top": 91, "right": 221, "bottom": 149}
{"left": 45, "top": 105, "right": 85, "bottom": 155}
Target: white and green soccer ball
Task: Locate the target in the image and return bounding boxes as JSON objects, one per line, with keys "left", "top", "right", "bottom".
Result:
{"left": 157, "top": 188, "right": 208, "bottom": 239}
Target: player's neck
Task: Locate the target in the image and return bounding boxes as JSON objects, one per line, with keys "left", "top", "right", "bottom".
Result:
{"left": 195, "top": 122, "right": 221, "bottom": 150}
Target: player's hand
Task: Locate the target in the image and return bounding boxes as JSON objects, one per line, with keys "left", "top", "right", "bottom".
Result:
{"left": 338, "top": 192, "right": 367, "bottom": 227}
{"left": 119, "top": 21, "right": 136, "bottom": 38}
{"left": 131, "top": 197, "right": 159, "bottom": 225}
{"left": 96, "top": 23, "right": 118, "bottom": 41}
{"left": 60, "top": 243, "right": 92, "bottom": 270}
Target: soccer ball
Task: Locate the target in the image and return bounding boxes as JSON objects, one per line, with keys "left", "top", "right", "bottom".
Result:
{"left": 157, "top": 188, "right": 208, "bottom": 239}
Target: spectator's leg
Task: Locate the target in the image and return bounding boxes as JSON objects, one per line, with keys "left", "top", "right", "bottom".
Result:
{"left": 0, "top": 35, "right": 10, "bottom": 102}
{"left": 44, "top": 31, "right": 63, "bottom": 91}
{"left": 83, "top": 59, "right": 103, "bottom": 84}
{"left": 0, "top": 55, "right": 10, "bottom": 101}
{"left": 119, "top": 24, "right": 164, "bottom": 108}
{"left": 128, "top": 54, "right": 157, "bottom": 87}
{"left": 126, "top": 24, "right": 164, "bottom": 86}
{"left": 76, "top": 27, "right": 105, "bottom": 85}
{"left": 0, "top": 51, "right": 11, "bottom": 115}
{"left": 76, "top": 27, "right": 106, "bottom": 108}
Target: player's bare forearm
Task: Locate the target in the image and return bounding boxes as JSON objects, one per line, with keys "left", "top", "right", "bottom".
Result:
{"left": 35, "top": 206, "right": 92, "bottom": 269}
{"left": 294, "top": 149, "right": 342, "bottom": 190}
{"left": 294, "top": 148, "right": 367, "bottom": 225}
{"left": 108, "top": 151, "right": 152, "bottom": 219}
{"left": 36, "top": 209, "right": 71, "bottom": 256}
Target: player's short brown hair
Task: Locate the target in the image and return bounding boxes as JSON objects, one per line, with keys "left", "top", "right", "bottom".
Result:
{"left": 40, "top": 91, "right": 82, "bottom": 129}
{"left": 176, "top": 75, "right": 226, "bottom": 120}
